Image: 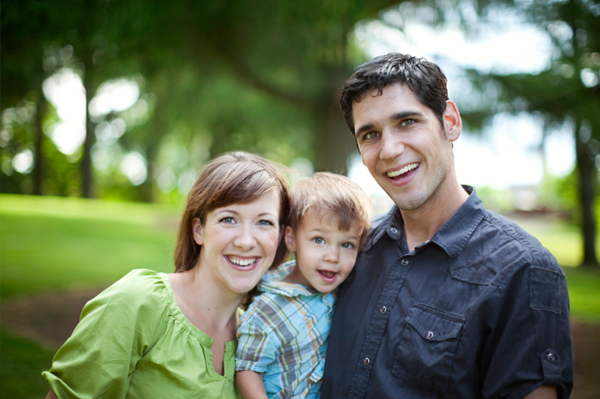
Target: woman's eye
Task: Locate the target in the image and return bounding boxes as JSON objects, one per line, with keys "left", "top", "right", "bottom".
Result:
{"left": 342, "top": 242, "right": 354, "bottom": 249}
{"left": 313, "top": 237, "right": 324, "bottom": 244}
{"left": 258, "top": 219, "right": 274, "bottom": 226}
{"left": 220, "top": 217, "right": 235, "bottom": 224}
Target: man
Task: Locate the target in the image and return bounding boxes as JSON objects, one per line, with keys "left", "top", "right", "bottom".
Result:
{"left": 321, "top": 53, "right": 573, "bottom": 399}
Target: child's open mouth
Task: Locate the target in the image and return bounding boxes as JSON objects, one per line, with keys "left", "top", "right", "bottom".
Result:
{"left": 318, "top": 270, "right": 338, "bottom": 282}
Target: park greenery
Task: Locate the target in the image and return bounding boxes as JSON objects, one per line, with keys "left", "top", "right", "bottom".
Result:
{"left": 1, "top": 0, "right": 599, "bottom": 270}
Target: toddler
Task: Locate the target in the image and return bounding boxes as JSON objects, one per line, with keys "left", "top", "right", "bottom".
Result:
{"left": 235, "top": 172, "right": 372, "bottom": 398}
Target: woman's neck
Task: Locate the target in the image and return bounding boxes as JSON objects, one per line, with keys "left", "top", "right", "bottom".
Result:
{"left": 170, "top": 268, "right": 242, "bottom": 336}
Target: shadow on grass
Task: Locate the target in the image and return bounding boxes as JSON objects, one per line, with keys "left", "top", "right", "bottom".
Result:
{"left": 0, "top": 330, "right": 54, "bottom": 399}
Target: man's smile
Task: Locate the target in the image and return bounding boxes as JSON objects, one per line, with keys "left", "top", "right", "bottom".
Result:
{"left": 386, "top": 162, "right": 419, "bottom": 179}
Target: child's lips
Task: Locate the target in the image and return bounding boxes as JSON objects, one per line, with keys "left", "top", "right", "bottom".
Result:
{"left": 318, "top": 270, "right": 338, "bottom": 282}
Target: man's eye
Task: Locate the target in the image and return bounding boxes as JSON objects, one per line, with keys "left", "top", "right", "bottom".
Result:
{"left": 364, "top": 131, "right": 379, "bottom": 140}
{"left": 342, "top": 242, "right": 354, "bottom": 249}
{"left": 401, "top": 119, "right": 415, "bottom": 127}
{"left": 313, "top": 237, "right": 324, "bottom": 244}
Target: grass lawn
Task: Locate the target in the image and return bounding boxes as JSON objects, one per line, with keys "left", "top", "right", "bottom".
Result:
{"left": 1, "top": 194, "right": 182, "bottom": 298}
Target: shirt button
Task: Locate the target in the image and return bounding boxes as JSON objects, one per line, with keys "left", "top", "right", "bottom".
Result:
{"left": 379, "top": 306, "right": 387, "bottom": 314}
{"left": 547, "top": 352, "right": 556, "bottom": 362}
{"left": 363, "top": 357, "right": 370, "bottom": 365}
{"left": 390, "top": 228, "right": 398, "bottom": 234}
{"left": 401, "top": 259, "right": 409, "bottom": 266}
{"left": 426, "top": 331, "right": 435, "bottom": 340}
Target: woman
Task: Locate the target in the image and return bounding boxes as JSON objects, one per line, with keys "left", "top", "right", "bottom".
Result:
{"left": 43, "top": 151, "right": 290, "bottom": 398}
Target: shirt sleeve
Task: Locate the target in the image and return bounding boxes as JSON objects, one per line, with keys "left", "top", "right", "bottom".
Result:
{"left": 42, "top": 269, "right": 169, "bottom": 399}
{"left": 235, "top": 296, "right": 282, "bottom": 373}
{"left": 480, "top": 254, "right": 573, "bottom": 399}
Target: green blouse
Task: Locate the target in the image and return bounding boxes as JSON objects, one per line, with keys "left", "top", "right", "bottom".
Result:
{"left": 42, "top": 269, "right": 241, "bottom": 399}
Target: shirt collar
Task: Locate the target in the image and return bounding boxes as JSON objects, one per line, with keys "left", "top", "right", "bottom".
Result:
{"left": 430, "top": 186, "right": 486, "bottom": 258}
{"left": 363, "top": 186, "right": 486, "bottom": 258}
{"left": 259, "top": 260, "right": 318, "bottom": 297}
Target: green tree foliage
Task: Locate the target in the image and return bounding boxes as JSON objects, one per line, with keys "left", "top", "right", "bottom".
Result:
{"left": 2, "top": 0, "right": 398, "bottom": 202}
{"left": 463, "top": 0, "right": 600, "bottom": 267}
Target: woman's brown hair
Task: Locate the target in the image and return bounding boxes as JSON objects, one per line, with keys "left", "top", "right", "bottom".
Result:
{"left": 174, "top": 151, "right": 290, "bottom": 275}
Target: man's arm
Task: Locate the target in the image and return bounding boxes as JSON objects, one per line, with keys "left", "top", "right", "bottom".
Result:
{"left": 523, "top": 385, "right": 558, "bottom": 399}
{"left": 236, "top": 370, "right": 268, "bottom": 399}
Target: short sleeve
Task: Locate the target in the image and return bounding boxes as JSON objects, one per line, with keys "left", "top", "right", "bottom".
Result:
{"left": 480, "top": 256, "right": 573, "bottom": 399}
{"left": 42, "top": 269, "right": 169, "bottom": 398}
{"left": 235, "top": 296, "right": 282, "bottom": 373}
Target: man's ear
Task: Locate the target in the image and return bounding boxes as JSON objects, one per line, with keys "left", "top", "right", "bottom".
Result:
{"left": 443, "top": 100, "right": 462, "bottom": 142}
{"left": 284, "top": 226, "right": 296, "bottom": 253}
{"left": 192, "top": 218, "right": 203, "bottom": 246}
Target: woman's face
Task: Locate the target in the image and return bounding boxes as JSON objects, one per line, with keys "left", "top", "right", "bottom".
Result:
{"left": 192, "top": 189, "right": 281, "bottom": 296}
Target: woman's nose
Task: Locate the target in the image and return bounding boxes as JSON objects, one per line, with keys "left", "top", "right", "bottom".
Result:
{"left": 234, "top": 225, "right": 256, "bottom": 250}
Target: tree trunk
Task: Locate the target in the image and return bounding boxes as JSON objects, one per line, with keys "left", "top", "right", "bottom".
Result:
{"left": 312, "top": 64, "right": 356, "bottom": 175}
{"left": 81, "top": 59, "right": 95, "bottom": 198}
{"left": 32, "top": 90, "right": 47, "bottom": 195}
{"left": 575, "top": 118, "right": 599, "bottom": 268}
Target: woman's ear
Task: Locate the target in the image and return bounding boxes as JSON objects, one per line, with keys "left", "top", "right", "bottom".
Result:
{"left": 284, "top": 226, "right": 296, "bottom": 252}
{"left": 192, "top": 218, "right": 203, "bottom": 246}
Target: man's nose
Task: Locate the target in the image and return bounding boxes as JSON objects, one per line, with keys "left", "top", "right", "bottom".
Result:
{"left": 379, "top": 129, "right": 405, "bottom": 160}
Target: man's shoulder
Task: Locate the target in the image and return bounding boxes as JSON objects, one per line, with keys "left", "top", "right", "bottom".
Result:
{"left": 452, "top": 209, "right": 561, "bottom": 286}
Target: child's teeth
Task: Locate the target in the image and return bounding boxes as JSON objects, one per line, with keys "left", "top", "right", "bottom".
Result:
{"left": 387, "top": 163, "right": 418, "bottom": 178}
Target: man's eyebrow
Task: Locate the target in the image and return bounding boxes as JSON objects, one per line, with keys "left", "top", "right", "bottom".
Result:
{"left": 355, "top": 123, "right": 374, "bottom": 137}
{"left": 390, "top": 111, "right": 423, "bottom": 121}
{"left": 355, "top": 111, "right": 424, "bottom": 137}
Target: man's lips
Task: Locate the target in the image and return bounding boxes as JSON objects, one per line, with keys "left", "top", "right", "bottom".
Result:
{"left": 318, "top": 270, "right": 338, "bottom": 282}
{"left": 226, "top": 255, "right": 260, "bottom": 270}
{"left": 386, "top": 162, "right": 419, "bottom": 179}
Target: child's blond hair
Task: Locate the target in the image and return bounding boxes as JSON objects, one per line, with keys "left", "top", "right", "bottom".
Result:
{"left": 289, "top": 172, "right": 372, "bottom": 247}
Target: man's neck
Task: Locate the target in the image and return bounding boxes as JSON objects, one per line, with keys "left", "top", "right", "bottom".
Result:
{"left": 400, "top": 182, "right": 469, "bottom": 252}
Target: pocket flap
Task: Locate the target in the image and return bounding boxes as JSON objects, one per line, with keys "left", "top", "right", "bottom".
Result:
{"left": 405, "top": 305, "right": 464, "bottom": 342}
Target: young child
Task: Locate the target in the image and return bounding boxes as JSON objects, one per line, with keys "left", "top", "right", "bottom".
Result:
{"left": 235, "top": 172, "right": 372, "bottom": 399}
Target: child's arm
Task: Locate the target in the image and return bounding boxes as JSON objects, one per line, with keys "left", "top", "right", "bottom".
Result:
{"left": 236, "top": 370, "right": 269, "bottom": 399}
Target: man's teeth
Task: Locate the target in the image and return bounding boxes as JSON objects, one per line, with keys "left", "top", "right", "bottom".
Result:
{"left": 387, "top": 163, "right": 418, "bottom": 178}
{"left": 229, "top": 257, "right": 257, "bottom": 266}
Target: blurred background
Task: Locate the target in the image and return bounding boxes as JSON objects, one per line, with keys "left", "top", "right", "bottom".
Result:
{"left": 1, "top": 0, "right": 599, "bottom": 397}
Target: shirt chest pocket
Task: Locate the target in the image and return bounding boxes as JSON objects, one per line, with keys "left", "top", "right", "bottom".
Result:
{"left": 392, "top": 304, "right": 465, "bottom": 392}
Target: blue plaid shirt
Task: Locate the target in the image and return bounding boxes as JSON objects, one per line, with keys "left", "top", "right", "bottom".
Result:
{"left": 236, "top": 261, "right": 334, "bottom": 399}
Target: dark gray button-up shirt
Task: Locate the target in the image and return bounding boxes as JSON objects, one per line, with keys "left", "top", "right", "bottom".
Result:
{"left": 322, "top": 186, "right": 573, "bottom": 399}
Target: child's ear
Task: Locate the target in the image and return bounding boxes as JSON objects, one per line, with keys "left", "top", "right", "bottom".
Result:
{"left": 284, "top": 226, "right": 296, "bottom": 252}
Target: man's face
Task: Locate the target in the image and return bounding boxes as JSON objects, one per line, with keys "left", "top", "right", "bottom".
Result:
{"left": 353, "top": 83, "right": 456, "bottom": 211}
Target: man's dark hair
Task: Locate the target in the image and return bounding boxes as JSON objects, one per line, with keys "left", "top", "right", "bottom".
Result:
{"left": 340, "top": 53, "right": 449, "bottom": 135}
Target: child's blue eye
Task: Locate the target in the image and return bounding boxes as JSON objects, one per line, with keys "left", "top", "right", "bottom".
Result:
{"left": 313, "top": 237, "right": 324, "bottom": 244}
{"left": 342, "top": 242, "right": 354, "bottom": 249}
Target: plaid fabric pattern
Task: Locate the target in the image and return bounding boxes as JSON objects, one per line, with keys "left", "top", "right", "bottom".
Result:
{"left": 236, "top": 261, "right": 335, "bottom": 399}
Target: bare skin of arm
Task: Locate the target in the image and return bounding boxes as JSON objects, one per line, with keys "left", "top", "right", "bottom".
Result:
{"left": 45, "top": 392, "right": 57, "bottom": 399}
{"left": 236, "top": 370, "right": 268, "bottom": 399}
{"left": 523, "top": 385, "right": 558, "bottom": 399}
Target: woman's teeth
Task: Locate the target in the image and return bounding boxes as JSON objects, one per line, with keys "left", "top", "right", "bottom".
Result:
{"left": 387, "top": 163, "right": 418, "bottom": 178}
{"left": 228, "top": 257, "right": 257, "bottom": 266}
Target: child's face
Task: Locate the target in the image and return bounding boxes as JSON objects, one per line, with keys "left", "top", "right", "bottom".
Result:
{"left": 284, "top": 211, "right": 362, "bottom": 293}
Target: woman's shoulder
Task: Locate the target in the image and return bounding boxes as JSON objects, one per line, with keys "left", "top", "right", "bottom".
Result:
{"left": 86, "top": 269, "right": 172, "bottom": 316}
